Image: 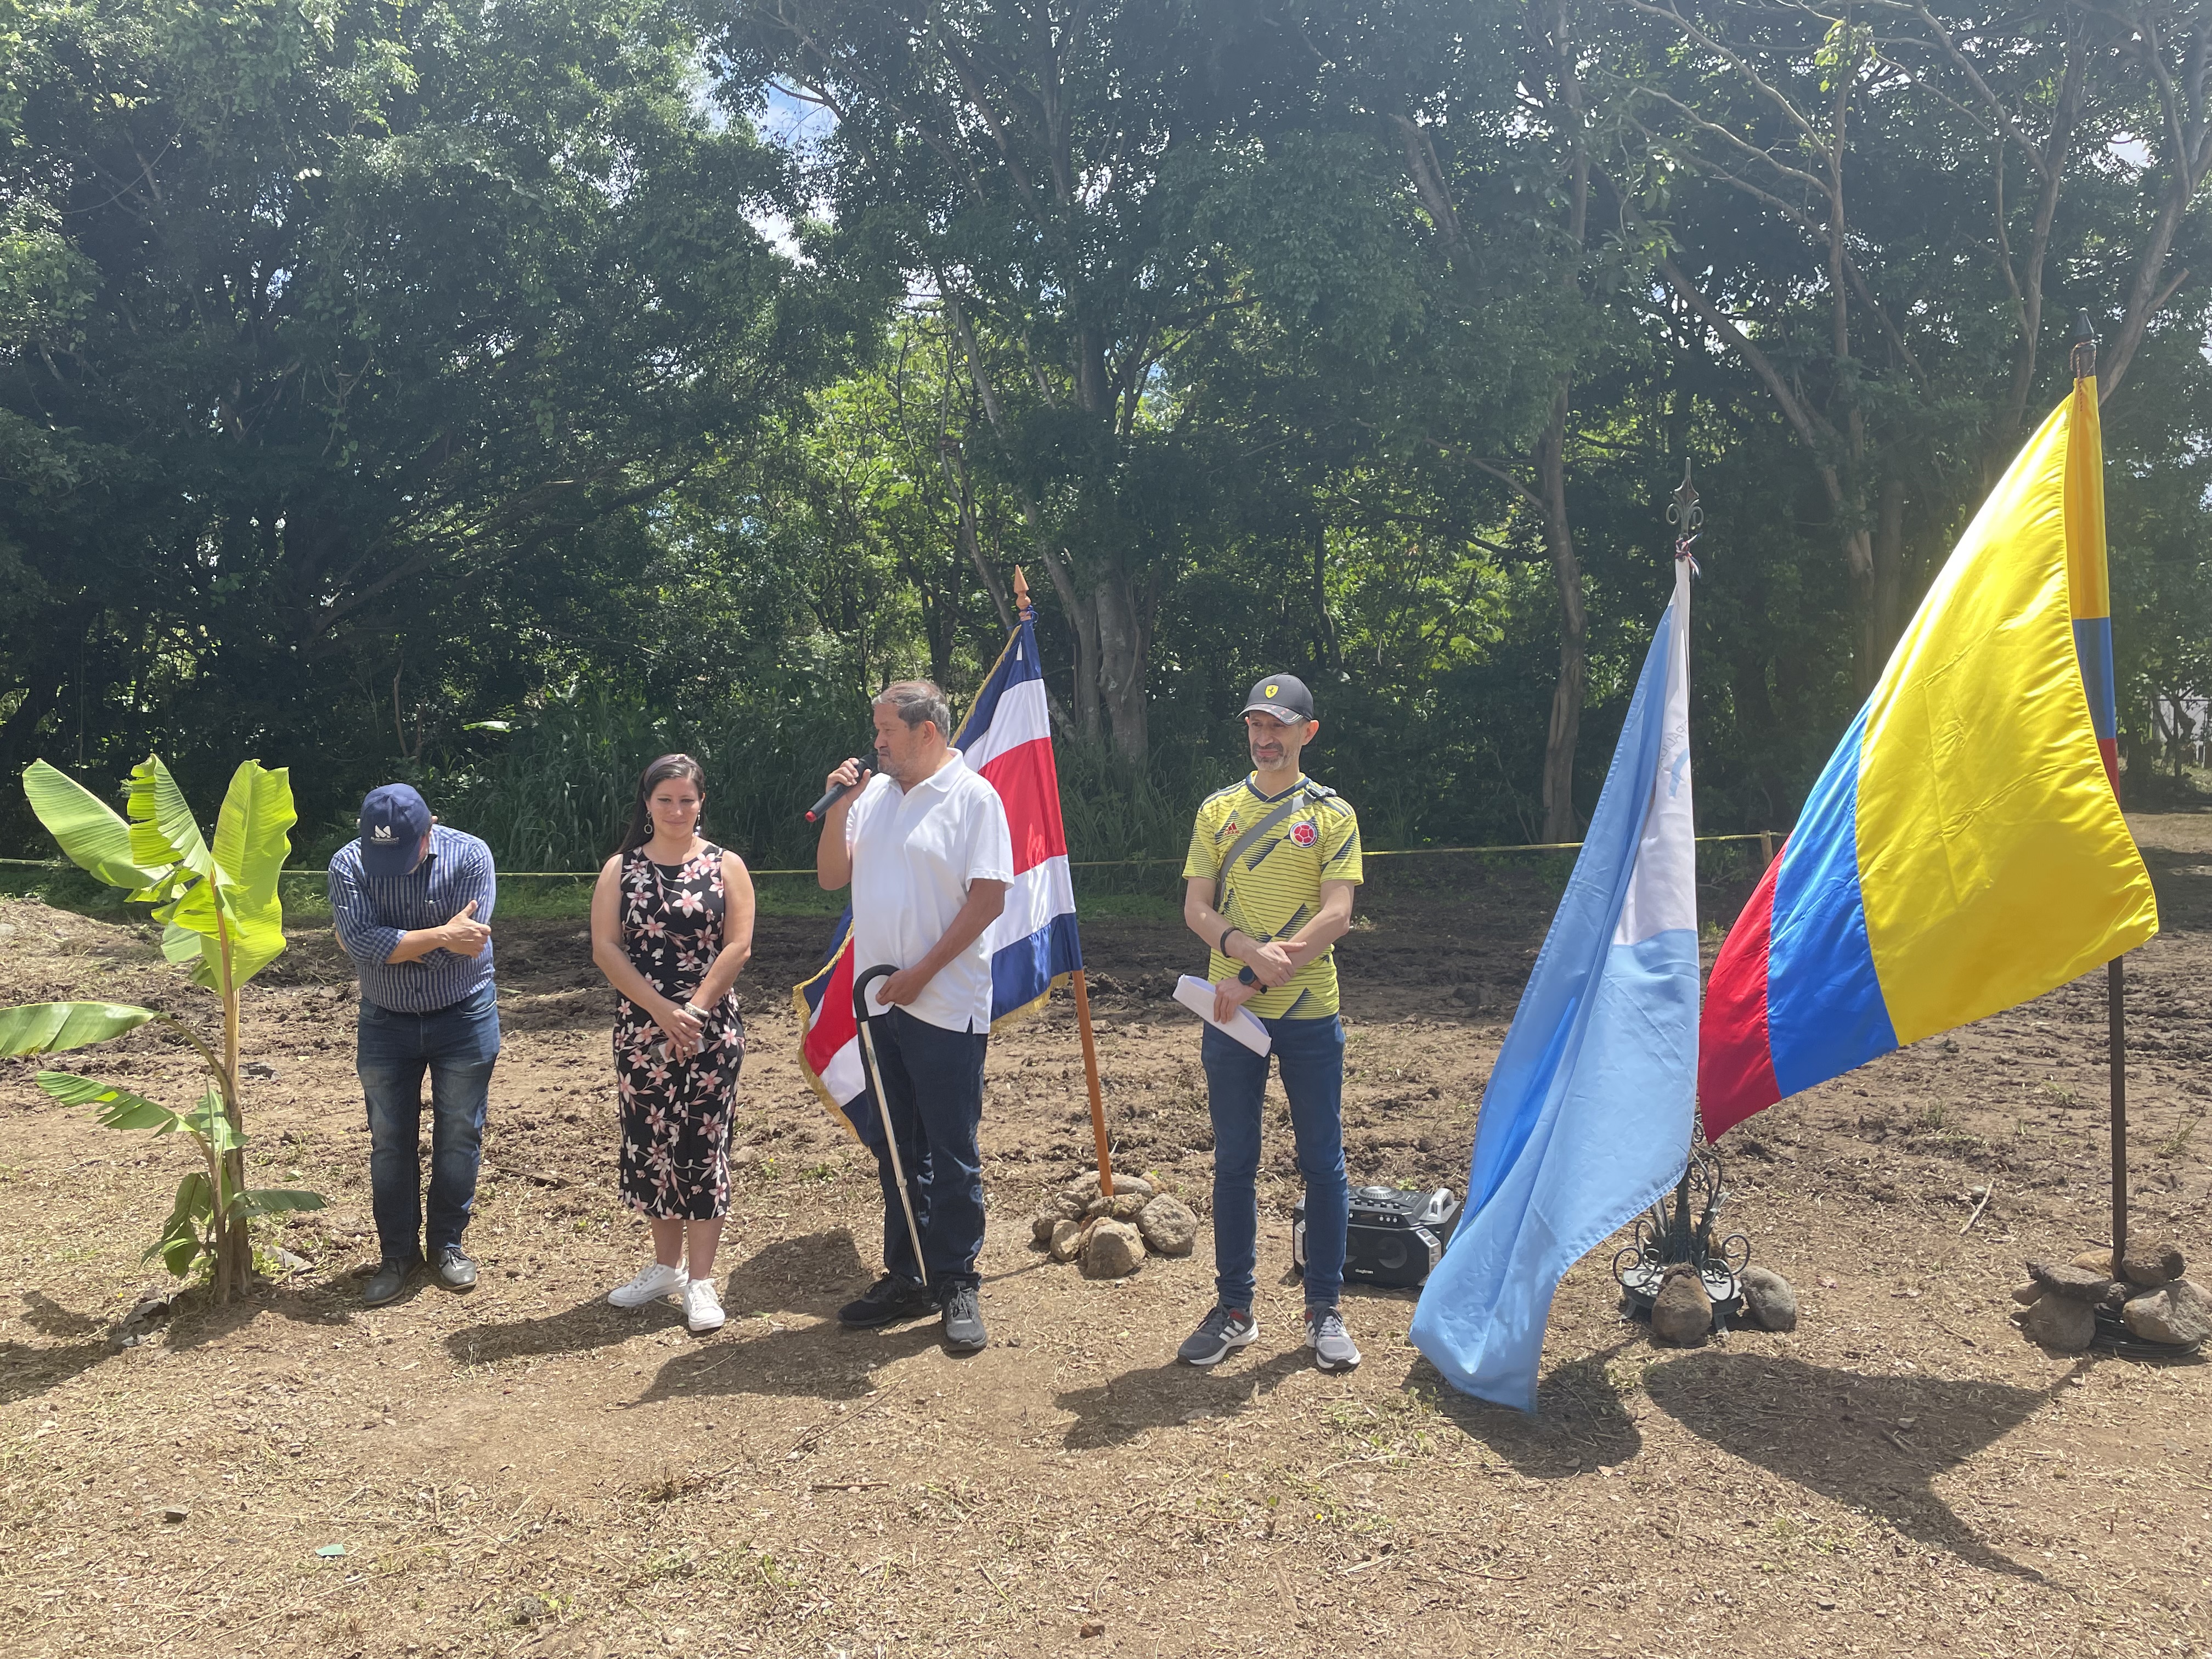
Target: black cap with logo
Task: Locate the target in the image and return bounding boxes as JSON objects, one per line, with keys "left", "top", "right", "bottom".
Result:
{"left": 1240, "top": 673, "right": 1315, "bottom": 724}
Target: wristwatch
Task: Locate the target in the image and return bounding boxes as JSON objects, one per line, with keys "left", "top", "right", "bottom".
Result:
{"left": 1237, "top": 966, "right": 1258, "bottom": 986}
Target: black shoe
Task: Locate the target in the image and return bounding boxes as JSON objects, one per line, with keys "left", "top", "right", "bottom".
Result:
{"left": 362, "top": 1258, "right": 421, "bottom": 1306}
{"left": 1177, "top": 1305, "right": 1258, "bottom": 1366}
{"left": 940, "top": 1285, "right": 987, "bottom": 1353}
{"left": 432, "top": 1245, "right": 477, "bottom": 1291}
{"left": 837, "top": 1274, "right": 936, "bottom": 1328}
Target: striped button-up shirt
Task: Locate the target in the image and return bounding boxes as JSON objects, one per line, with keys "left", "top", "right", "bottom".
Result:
{"left": 328, "top": 825, "right": 498, "bottom": 1014}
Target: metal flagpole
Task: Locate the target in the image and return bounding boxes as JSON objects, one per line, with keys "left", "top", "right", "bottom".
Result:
{"left": 2073, "top": 314, "right": 2129, "bottom": 1271}
{"left": 1012, "top": 566, "right": 1115, "bottom": 1198}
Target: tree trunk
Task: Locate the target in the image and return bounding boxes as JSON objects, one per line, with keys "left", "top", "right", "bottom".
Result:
{"left": 1093, "top": 565, "right": 1149, "bottom": 763}
{"left": 1871, "top": 462, "right": 1908, "bottom": 663}
{"left": 1830, "top": 518, "right": 1875, "bottom": 696}
{"left": 1035, "top": 543, "right": 1104, "bottom": 742}
{"left": 1312, "top": 518, "right": 1342, "bottom": 678}
{"left": 1536, "top": 387, "right": 1586, "bottom": 843}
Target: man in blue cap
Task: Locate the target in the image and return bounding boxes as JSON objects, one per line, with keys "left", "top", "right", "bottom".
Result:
{"left": 328, "top": 785, "right": 501, "bottom": 1305}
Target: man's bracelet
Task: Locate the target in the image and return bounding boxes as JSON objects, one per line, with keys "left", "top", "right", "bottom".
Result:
{"left": 1218, "top": 925, "right": 1241, "bottom": 955}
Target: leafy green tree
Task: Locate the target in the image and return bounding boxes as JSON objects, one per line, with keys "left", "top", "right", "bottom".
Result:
{"left": 1604, "top": 1, "right": 2209, "bottom": 686}
{"left": 0, "top": 0, "right": 861, "bottom": 837}
{"left": 713, "top": 0, "right": 1335, "bottom": 761}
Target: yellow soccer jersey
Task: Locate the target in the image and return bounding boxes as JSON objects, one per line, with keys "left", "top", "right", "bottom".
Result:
{"left": 1182, "top": 774, "right": 1363, "bottom": 1019}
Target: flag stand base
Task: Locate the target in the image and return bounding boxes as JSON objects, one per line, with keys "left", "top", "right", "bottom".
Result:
{"left": 1612, "top": 1143, "right": 1750, "bottom": 1324}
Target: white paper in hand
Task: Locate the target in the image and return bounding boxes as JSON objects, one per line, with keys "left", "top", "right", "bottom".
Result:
{"left": 1173, "top": 974, "right": 1272, "bottom": 1056}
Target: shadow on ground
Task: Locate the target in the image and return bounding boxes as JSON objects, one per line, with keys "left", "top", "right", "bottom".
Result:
{"left": 1053, "top": 1348, "right": 1317, "bottom": 1450}
{"left": 640, "top": 1316, "right": 941, "bottom": 1406}
{"left": 1408, "top": 1345, "right": 1643, "bottom": 1477}
{"left": 444, "top": 1229, "right": 890, "bottom": 1373}
{"left": 1643, "top": 1350, "right": 2063, "bottom": 1582}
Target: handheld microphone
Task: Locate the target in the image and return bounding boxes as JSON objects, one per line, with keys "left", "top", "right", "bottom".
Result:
{"left": 805, "top": 760, "right": 868, "bottom": 823}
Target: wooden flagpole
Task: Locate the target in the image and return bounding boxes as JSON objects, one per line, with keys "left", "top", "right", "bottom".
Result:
{"left": 1013, "top": 566, "right": 1115, "bottom": 1197}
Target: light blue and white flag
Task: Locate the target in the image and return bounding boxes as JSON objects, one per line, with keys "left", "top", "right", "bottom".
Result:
{"left": 1409, "top": 558, "right": 1699, "bottom": 1412}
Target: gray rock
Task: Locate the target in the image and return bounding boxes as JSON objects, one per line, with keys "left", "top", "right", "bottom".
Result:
{"left": 510, "top": 1595, "right": 550, "bottom": 1627}
{"left": 2119, "top": 1242, "right": 2185, "bottom": 1289}
{"left": 2121, "top": 1278, "right": 2212, "bottom": 1346}
{"left": 2010, "top": 1282, "right": 2042, "bottom": 1306}
{"left": 1739, "top": 1265, "right": 1798, "bottom": 1332}
{"left": 1649, "top": 1266, "right": 1712, "bottom": 1346}
{"left": 1041, "top": 1188, "right": 1088, "bottom": 1223}
{"left": 2026, "top": 1260, "right": 2112, "bottom": 1303}
{"left": 1136, "top": 1195, "right": 1197, "bottom": 1257}
{"left": 1081, "top": 1219, "right": 1145, "bottom": 1279}
{"left": 1049, "top": 1219, "right": 1085, "bottom": 1263}
{"left": 1082, "top": 1192, "right": 1146, "bottom": 1221}
{"left": 1032, "top": 1210, "right": 1062, "bottom": 1247}
{"left": 2021, "top": 1292, "right": 2096, "bottom": 1351}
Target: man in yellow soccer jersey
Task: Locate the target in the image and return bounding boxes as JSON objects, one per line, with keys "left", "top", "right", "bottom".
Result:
{"left": 1176, "top": 673, "right": 1363, "bottom": 1371}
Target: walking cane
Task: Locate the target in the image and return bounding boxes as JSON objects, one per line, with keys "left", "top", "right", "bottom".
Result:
{"left": 851, "top": 964, "right": 928, "bottom": 1290}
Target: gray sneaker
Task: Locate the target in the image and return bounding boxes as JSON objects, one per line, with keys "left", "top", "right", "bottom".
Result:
{"left": 940, "top": 1284, "right": 987, "bottom": 1353}
{"left": 1304, "top": 1306, "right": 1361, "bottom": 1371}
{"left": 1177, "top": 1305, "right": 1257, "bottom": 1367}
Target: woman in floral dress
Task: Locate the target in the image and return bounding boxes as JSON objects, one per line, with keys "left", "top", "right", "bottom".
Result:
{"left": 588, "top": 753, "right": 755, "bottom": 1333}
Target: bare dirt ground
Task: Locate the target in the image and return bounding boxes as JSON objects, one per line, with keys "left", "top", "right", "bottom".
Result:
{"left": 4, "top": 815, "right": 2210, "bottom": 1659}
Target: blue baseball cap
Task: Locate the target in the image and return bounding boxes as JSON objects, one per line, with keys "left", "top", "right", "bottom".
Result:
{"left": 358, "top": 784, "right": 432, "bottom": 877}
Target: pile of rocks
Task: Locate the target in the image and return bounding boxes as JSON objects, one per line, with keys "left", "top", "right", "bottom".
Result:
{"left": 1646, "top": 1262, "right": 1798, "bottom": 1345}
{"left": 1030, "top": 1172, "right": 1198, "bottom": 1279}
{"left": 2013, "top": 1241, "right": 2208, "bottom": 1352}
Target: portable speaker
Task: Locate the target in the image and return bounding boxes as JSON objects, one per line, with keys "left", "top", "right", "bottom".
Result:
{"left": 1291, "top": 1185, "right": 1459, "bottom": 1289}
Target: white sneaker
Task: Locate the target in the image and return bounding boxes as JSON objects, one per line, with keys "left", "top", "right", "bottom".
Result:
{"left": 684, "top": 1278, "right": 725, "bottom": 1333}
{"left": 608, "top": 1261, "right": 685, "bottom": 1308}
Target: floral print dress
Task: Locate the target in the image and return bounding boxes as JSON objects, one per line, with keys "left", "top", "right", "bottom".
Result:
{"left": 614, "top": 844, "right": 745, "bottom": 1219}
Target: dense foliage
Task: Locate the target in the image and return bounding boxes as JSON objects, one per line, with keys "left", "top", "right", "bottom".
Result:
{"left": 4, "top": 0, "right": 2207, "bottom": 872}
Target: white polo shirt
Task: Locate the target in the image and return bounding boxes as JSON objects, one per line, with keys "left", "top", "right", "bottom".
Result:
{"left": 846, "top": 751, "right": 1015, "bottom": 1032}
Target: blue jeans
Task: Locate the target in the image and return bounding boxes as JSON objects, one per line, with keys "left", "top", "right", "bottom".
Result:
{"left": 1202, "top": 1013, "right": 1348, "bottom": 1312}
{"left": 860, "top": 1007, "right": 988, "bottom": 1296}
{"left": 357, "top": 983, "right": 501, "bottom": 1263}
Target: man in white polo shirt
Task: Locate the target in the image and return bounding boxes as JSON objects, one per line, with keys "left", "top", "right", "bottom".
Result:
{"left": 816, "top": 680, "right": 1012, "bottom": 1353}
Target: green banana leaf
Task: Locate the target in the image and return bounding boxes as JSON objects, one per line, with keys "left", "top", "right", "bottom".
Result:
{"left": 180, "top": 1087, "right": 244, "bottom": 1154}
{"left": 126, "top": 755, "right": 213, "bottom": 882}
{"left": 21, "top": 761, "right": 170, "bottom": 892}
{"left": 35, "top": 1071, "right": 185, "bottom": 1133}
{"left": 157, "top": 761, "right": 294, "bottom": 989}
{"left": 211, "top": 761, "right": 295, "bottom": 918}
{"left": 146, "top": 1170, "right": 212, "bottom": 1275}
{"left": 0, "top": 1002, "right": 157, "bottom": 1056}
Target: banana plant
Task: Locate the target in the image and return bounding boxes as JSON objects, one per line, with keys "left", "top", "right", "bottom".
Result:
{"left": 0, "top": 757, "right": 324, "bottom": 1302}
